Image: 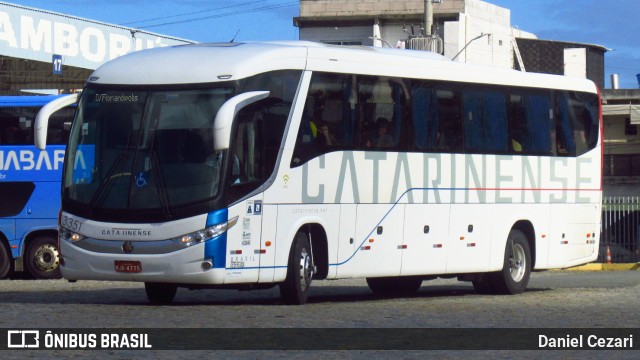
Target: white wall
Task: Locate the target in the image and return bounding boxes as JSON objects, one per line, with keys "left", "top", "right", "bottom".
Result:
{"left": 443, "top": 0, "right": 514, "bottom": 68}
{"left": 564, "top": 48, "right": 587, "bottom": 78}
{"left": 300, "top": 25, "right": 374, "bottom": 45}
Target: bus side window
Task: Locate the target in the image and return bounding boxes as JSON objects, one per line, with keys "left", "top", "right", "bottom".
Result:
{"left": 292, "top": 72, "right": 350, "bottom": 166}
{"left": 570, "top": 91, "right": 599, "bottom": 156}
{"left": 411, "top": 83, "right": 438, "bottom": 151}
{"left": 555, "top": 93, "right": 576, "bottom": 156}
{"left": 228, "top": 98, "right": 290, "bottom": 204}
{"left": 355, "top": 75, "right": 407, "bottom": 150}
{"left": 463, "top": 89, "right": 508, "bottom": 153}
{"left": 47, "top": 108, "right": 74, "bottom": 145}
{"left": 510, "top": 92, "right": 552, "bottom": 155}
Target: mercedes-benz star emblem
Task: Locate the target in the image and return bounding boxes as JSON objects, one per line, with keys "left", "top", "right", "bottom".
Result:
{"left": 122, "top": 241, "right": 134, "bottom": 254}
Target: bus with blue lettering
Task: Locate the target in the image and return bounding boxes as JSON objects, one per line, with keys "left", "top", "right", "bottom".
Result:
{"left": 35, "top": 42, "right": 602, "bottom": 304}
{"left": 1, "top": 94, "right": 75, "bottom": 279}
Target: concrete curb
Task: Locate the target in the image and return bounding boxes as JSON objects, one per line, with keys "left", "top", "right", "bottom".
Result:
{"left": 561, "top": 263, "right": 640, "bottom": 271}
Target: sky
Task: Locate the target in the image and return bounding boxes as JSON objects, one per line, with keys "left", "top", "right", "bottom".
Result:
{"left": 8, "top": 0, "right": 640, "bottom": 89}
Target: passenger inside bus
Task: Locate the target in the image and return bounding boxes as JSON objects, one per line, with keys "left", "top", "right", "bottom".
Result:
{"left": 374, "top": 118, "right": 394, "bottom": 148}
{"left": 317, "top": 122, "right": 337, "bottom": 146}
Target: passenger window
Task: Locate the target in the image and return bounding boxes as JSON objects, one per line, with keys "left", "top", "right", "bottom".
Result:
{"left": 292, "top": 73, "right": 352, "bottom": 166}
{"left": 292, "top": 73, "right": 598, "bottom": 162}
{"left": 556, "top": 93, "right": 576, "bottom": 156}
{"left": 567, "top": 91, "right": 599, "bottom": 156}
{"left": 357, "top": 76, "right": 406, "bottom": 149}
{"left": 508, "top": 92, "right": 552, "bottom": 155}
{"left": 411, "top": 83, "right": 462, "bottom": 152}
{"left": 463, "top": 89, "right": 508, "bottom": 153}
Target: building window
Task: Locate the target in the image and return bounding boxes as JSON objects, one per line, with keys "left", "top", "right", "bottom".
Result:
{"left": 625, "top": 118, "right": 638, "bottom": 136}
{"left": 605, "top": 154, "right": 640, "bottom": 177}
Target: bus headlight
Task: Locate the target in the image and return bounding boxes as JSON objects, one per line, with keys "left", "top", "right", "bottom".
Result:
{"left": 59, "top": 227, "right": 86, "bottom": 243}
{"left": 172, "top": 216, "right": 238, "bottom": 247}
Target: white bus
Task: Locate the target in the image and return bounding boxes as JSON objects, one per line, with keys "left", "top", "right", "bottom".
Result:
{"left": 36, "top": 42, "right": 602, "bottom": 305}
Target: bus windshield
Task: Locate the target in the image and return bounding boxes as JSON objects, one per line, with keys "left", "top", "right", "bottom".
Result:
{"left": 65, "top": 87, "right": 234, "bottom": 214}
{"left": 62, "top": 70, "right": 301, "bottom": 222}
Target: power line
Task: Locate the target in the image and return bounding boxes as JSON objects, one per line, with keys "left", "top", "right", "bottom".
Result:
{"left": 137, "top": 1, "right": 298, "bottom": 29}
{"left": 120, "top": 1, "right": 267, "bottom": 26}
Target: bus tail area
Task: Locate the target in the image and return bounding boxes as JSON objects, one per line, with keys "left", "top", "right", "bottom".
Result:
{"left": 0, "top": 95, "right": 75, "bottom": 279}
{"left": 34, "top": 42, "right": 602, "bottom": 304}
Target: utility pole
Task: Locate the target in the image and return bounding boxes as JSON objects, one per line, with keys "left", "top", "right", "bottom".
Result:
{"left": 424, "top": 0, "right": 433, "bottom": 36}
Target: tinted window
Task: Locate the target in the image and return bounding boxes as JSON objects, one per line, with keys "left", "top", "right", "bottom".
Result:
{"left": 292, "top": 73, "right": 408, "bottom": 166}
{"left": 463, "top": 89, "right": 508, "bottom": 152}
{"left": 292, "top": 71, "right": 599, "bottom": 166}
{"left": 411, "top": 83, "right": 463, "bottom": 152}
{"left": 0, "top": 106, "right": 73, "bottom": 145}
{"left": 0, "top": 182, "right": 35, "bottom": 217}
{"left": 508, "top": 92, "right": 553, "bottom": 155}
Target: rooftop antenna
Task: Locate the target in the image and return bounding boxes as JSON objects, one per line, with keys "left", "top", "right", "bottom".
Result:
{"left": 230, "top": 29, "right": 240, "bottom": 43}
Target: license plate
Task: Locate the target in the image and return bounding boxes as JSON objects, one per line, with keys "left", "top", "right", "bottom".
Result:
{"left": 114, "top": 261, "right": 142, "bottom": 273}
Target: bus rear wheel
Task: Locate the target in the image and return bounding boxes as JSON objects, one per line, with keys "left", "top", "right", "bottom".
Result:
{"left": 279, "top": 232, "right": 313, "bottom": 305}
{"left": 145, "top": 283, "right": 177, "bottom": 304}
{"left": 366, "top": 276, "right": 422, "bottom": 295}
{"left": 25, "top": 236, "right": 61, "bottom": 279}
{"left": 0, "top": 241, "right": 11, "bottom": 279}
{"left": 490, "top": 229, "right": 531, "bottom": 295}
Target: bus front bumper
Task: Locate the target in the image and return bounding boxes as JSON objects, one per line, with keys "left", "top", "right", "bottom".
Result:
{"left": 59, "top": 240, "right": 226, "bottom": 284}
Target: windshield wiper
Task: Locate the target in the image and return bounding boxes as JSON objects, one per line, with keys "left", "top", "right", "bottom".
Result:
{"left": 149, "top": 149, "right": 172, "bottom": 219}
{"left": 89, "top": 150, "right": 129, "bottom": 208}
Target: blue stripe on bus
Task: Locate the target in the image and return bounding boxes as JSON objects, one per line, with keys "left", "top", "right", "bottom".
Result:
{"left": 222, "top": 184, "right": 600, "bottom": 272}
{"left": 329, "top": 186, "right": 459, "bottom": 267}
{"left": 205, "top": 208, "right": 229, "bottom": 269}
{"left": 327, "top": 184, "right": 600, "bottom": 267}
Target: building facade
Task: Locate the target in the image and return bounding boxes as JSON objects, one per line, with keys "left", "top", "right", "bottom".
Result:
{"left": 295, "top": 0, "right": 534, "bottom": 69}
{"left": 0, "top": 2, "right": 193, "bottom": 95}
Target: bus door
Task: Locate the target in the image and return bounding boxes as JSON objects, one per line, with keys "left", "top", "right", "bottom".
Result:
{"left": 225, "top": 194, "right": 265, "bottom": 283}
{"left": 223, "top": 113, "right": 268, "bottom": 283}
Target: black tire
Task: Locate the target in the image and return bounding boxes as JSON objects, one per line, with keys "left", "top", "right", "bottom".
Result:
{"left": 145, "top": 282, "right": 178, "bottom": 304}
{"left": 25, "top": 236, "right": 61, "bottom": 279}
{"left": 366, "top": 276, "right": 422, "bottom": 295}
{"left": 279, "top": 232, "right": 313, "bottom": 305}
{"left": 490, "top": 229, "right": 531, "bottom": 295}
{"left": 0, "top": 241, "right": 12, "bottom": 279}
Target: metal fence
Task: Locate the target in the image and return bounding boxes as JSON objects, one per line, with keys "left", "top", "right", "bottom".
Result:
{"left": 600, "top": 196, "right": 640, "bottom": 263}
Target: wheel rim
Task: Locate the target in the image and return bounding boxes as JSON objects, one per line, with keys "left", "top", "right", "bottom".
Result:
{"left": 34, "top": 244, "right": 59, "bottom": 272}
{"left": 299, "top": 247, "right": 313, "bottom": 291}
{"left": 509, "top": 243, "right": 526, "bottom": 282}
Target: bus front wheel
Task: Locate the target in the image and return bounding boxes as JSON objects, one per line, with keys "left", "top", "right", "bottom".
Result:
{"left": 490, "top": 229, "right": 531, "bottom": 295}
{"left": 25, "top": 236, "right": 62, "bottom": 279}
{"left": 145, "top": 283, "right": 177, "bottom": 304}
{"left": 0, "top": 241, "right": 11, "bottom": 279}
{"left": 279, "top": 232, "right": 313, "bottom": 305}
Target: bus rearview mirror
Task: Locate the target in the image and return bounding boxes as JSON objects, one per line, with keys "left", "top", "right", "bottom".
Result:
{"left": 35, "top": 93, "right": 79, "bottom": 150}
{"left": 213, "top": 91, "right": 270, "bottom": 151}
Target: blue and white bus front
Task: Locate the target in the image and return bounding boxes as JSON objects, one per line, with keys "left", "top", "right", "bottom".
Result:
{"left": 58, "top": 211, "right": 236, "bottom": 284}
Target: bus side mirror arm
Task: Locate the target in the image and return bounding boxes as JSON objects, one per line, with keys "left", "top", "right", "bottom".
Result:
{"left": 35, "top": 93, "right": 80, "bottom": 150}
{"left": 213, "top": 91, "right": 270, "bottom": 151}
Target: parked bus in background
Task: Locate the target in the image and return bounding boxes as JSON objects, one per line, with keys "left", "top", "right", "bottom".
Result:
{"left": 0, "top": 95, "right": 74, "bottom": 279}
{"left": 36, "top": 42, "right": 602, "bottom": 304}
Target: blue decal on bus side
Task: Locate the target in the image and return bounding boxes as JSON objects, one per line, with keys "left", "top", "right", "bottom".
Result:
{"left": 205, "top": 209, "right": 228, "bottom": 269}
